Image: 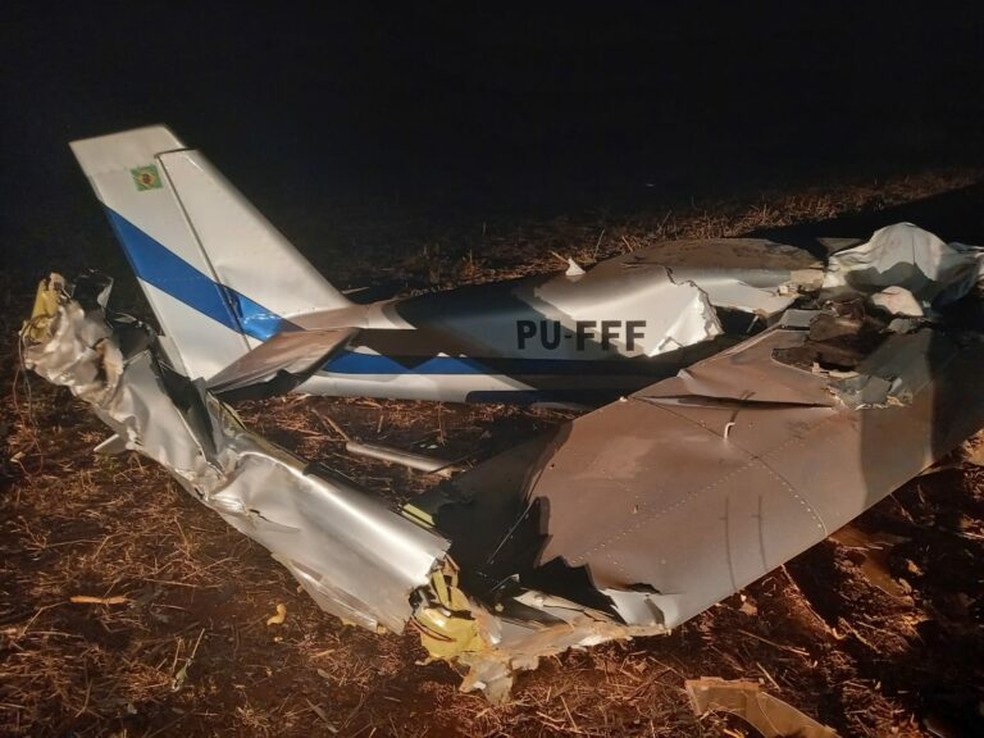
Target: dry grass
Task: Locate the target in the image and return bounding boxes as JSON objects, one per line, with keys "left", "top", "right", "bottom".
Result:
{"left": 2, "top": 166, "right": 983, "bottom": 736}
{"left": 366, "top": 167, "right": 981, "bottom": 292}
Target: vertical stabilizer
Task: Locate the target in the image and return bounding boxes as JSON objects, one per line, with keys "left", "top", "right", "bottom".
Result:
{"left": 70, "top": 125, "right": 350, "bottom": 381}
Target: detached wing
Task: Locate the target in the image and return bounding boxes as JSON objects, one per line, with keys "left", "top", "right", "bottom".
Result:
{"left": 443, "top": 321, "right": 984, "bottom": 628}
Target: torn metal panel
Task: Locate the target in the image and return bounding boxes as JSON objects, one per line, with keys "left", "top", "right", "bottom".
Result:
{"left": 685, "top": 677, "right": 839, "bottom": 738}
{"left": 589, "top": 238, "right": 824, "bottom": 317}
{"left": 405, "top": 262, "right": 726, "bottom": 361}
{"left": 531, "top": 263, "right": 725, "bottom": 356}
{"left": 23, "top": 274, "right": 123, "bottom": 404}
{"left": 637, "top": 328, "right": 838, "bottom": 406}
{"left": 830, "top": 328, "right": 961, "bottom": 408}
{"left": 21, "top": 275, "right": 449, "bottom": 634}
{"left": 412, "top": 560, "right": 669, "bottom": 701}
{"left": 454, "top": 611, "right": 666, "bottom": 702}
{"left": 822, "top": 222, "right": 984, "bottom": 307}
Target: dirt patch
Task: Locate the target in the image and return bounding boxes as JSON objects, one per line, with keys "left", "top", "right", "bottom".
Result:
{"left": 2, "top": 169, "right": 983, "bottom": 736}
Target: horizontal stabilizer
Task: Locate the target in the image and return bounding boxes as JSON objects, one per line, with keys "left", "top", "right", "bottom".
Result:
{"left": 207, "top": 328, "right": 356, "bottom": 397}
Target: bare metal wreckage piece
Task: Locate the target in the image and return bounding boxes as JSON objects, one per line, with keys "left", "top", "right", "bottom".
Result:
{"left": 20, "top": 224, "right": 984, "bottom": 701}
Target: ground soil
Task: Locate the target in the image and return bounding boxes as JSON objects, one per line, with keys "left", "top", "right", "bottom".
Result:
{"left": 2, "top": 169, "right": 983, "bottom": 737}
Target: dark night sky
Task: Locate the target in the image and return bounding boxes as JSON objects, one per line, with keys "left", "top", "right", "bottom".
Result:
{"left": 3, "top": 3, "right": 983, "bottom": 269}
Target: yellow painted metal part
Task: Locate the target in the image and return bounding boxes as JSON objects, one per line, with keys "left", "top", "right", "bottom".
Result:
{"left": 414, "top": 561, "right": 488, "bottom": 660}
{"left": 23, "top": 274, "right": 65, "bottom": 343}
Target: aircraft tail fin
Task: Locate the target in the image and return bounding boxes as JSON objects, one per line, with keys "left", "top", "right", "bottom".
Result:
{"left": 69, "top": 125, "right": 351, "bottom": 380}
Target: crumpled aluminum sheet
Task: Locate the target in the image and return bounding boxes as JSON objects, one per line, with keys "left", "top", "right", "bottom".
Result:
{"left": 21, "top": 274, "right": 679, "bottom": 701}
{"left": 587, "top": 237, "right": 824, "bottom": 317}
{"left": 822, "top": 222, "right": 984, "bottom": 307}
{"left": 21, "top": 276, "right": 449, "bottom": 633}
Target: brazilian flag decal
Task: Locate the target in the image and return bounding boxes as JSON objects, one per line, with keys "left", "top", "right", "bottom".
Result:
{"left": 131, "top": 164, "right": 163, "bottom": 191}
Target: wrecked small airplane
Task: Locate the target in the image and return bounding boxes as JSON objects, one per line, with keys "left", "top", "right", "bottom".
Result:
{"left": 19, "top": 124, "right": 984, "bottom": 701}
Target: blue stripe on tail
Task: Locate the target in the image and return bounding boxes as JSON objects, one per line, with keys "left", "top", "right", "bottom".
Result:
{"left": 104, "top": 208, "right": 285, "bottom": 341}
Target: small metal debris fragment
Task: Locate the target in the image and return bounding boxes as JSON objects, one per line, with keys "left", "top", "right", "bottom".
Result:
{"left": 345, "top": 441, "right": 460, "bottom": 476}
{"left": 685, "top": 677, "right": 839, "bottom": 737}
{"left": 830, "top": 524, "right": 909, "bottom": 598}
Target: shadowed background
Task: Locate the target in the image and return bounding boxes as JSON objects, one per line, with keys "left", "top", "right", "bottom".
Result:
{"left": 3, "top": 3, "right": 982, "bottom": 274}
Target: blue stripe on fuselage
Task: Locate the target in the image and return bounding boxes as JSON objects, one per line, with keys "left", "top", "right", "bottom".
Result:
{"left": 324, "top": 350, "right": 490, "bottom": 375}
{"left": 322, "top": 351, "right": 653, "bottom": 376}
{"left": 104, "top": 207, "right": 285, "bottom": 341}
{"left": 103, "top": 207, "right": 646, "bottom": 381}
